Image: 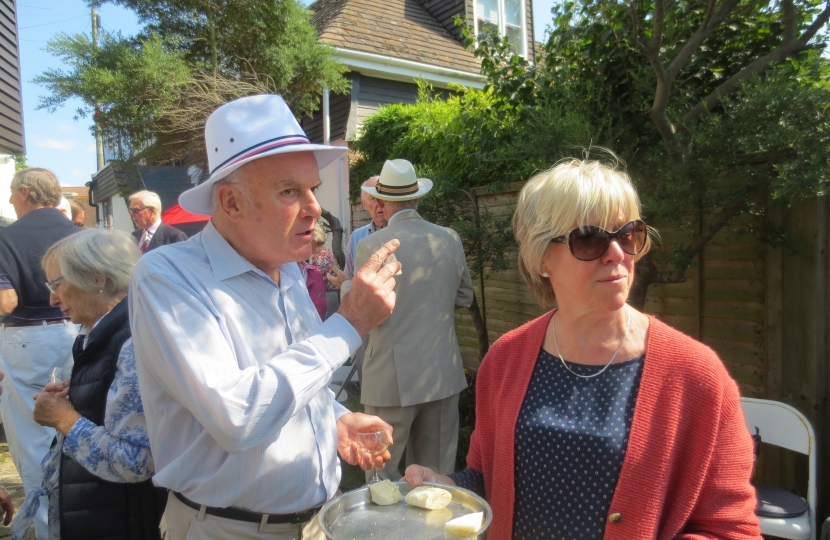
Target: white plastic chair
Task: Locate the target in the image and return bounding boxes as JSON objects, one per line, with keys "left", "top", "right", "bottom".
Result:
{"left": 741, "top": 397, "right": 816, "bottom": 540}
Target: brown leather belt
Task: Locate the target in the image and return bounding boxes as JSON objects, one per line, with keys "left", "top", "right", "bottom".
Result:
{"left": 1, "top": 319, "right": 68, "bottom": 328}
{"left": 172, "top": 491, "right": 321, "bottom": 525}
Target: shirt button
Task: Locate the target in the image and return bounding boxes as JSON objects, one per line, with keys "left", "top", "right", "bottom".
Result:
{"left": 609, "top": 512, "right": 622, "bottom": 523}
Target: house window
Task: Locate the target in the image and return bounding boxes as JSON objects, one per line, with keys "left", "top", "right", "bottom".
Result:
{"left": 475, "top": 0, "right": 526, "bottom": 56}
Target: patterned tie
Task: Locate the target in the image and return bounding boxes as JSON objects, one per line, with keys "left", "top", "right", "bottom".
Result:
{"left": 140, "top": 234, "right": 150, "bottom": 253}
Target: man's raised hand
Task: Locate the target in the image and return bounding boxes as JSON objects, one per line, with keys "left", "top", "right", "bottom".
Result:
{"left": 338, "top": 239, "right": 401, "bottom": 336}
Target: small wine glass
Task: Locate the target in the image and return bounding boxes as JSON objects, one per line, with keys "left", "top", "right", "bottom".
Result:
{"left": 50, "top": 367, "right": 72, "bottom": 389}
{"left": 356, "top": 431, "right": 387, "bottom": 484}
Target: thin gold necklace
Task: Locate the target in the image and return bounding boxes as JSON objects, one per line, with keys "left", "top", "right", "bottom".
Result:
{"left": 552, "top": 306, "right": 631, "bottom": 379}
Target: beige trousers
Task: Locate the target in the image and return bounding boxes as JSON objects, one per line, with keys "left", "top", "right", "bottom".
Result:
{"left": 364, "top": 393, "right": 460, "bottom": 482}
{"left": 159, "top": 492, "right": 327, "bottom": 540}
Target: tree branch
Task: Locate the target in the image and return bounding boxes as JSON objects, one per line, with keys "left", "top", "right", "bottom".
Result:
{"left": 667, "top": 0, "right": 740, "bottom": 79}
{"left": 669, "top": 199, "right": 747, "bottom": 281}
{"left": 651, "top": 0, "right": 667, "bottom": 53}
{"left": 782, "top": 0, "right": 797, "bottom": 43}
{"left": 683, "top": 1, "right": 830, "bottom": 129}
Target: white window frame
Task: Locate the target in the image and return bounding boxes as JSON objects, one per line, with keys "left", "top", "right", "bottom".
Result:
{"left": 473, "top": 0, "right": 528, "bottom": 58}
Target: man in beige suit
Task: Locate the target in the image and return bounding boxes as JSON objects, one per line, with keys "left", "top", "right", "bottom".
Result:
{"left": 350, "top": 159, "right": 475, "bottom": 480}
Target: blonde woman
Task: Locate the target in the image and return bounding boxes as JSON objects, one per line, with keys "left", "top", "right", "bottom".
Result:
{"left": 405, "top": 157, "right": 760, "bottom": 540}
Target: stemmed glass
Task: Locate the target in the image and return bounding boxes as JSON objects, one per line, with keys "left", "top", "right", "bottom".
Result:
{"left": 50, "top": 367, "right": 72, "bottom": 388}
{"left": 356, "top": 431, "right": 387, "bottom": 484}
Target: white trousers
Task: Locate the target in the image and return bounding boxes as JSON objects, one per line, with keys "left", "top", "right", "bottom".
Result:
{"left": 160, "top": 493, "right": 327, "bottom": 540}
{"left": 0, "top": 321, "right": 77, "bottom": 540}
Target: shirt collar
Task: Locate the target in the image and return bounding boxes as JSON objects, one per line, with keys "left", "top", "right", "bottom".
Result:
{"left": 146, "top": 218, "right": 162, "bottom": 235}
{"left": 201, "top": 220, "right": 302, "bottom": 291}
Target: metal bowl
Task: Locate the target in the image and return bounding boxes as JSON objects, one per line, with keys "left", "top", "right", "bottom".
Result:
{"left": 319, "top": 481, "right": 492, "bottom": 540}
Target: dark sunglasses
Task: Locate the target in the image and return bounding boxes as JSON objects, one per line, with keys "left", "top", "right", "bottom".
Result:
{"left": 550, "top": 219, "right": 647, "bottom": 261}
{"left": 128, "top": 206, "right": 151, "bottom": 215}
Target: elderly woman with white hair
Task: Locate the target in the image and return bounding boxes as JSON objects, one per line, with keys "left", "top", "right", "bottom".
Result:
{"left": 12, "top": 229, "right": 165, "bottom": 540}
{"left": 405, "top": 157, "right": 760, "bottom": 540}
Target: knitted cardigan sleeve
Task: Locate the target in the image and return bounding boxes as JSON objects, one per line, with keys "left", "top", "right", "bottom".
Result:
{"left": 675, "top": 373, "right": 760, "bottom": 540}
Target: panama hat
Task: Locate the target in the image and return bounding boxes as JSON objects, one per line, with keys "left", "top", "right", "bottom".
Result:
{"left": 179, "top": 94, "right": 347, "bottom": 215}
{"left": 361, "top": 159, "right": 433, "bottom": 201}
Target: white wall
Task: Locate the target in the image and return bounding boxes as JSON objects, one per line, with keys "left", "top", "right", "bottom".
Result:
{"left": 0, "top": 155, "right": 16, "bottom": 220}
{"left": 111, "top": 195, "right": 134, "bottom": 233}
{"left": 315, "top": 152, "right": 351, "bottom": 253}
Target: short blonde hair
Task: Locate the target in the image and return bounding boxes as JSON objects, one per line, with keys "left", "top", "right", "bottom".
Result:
{"left": 42, "top": 229, "right": 140, "bottom": 298}
{"left": 513, "top": 157, "right": 651, "bottom": 308}
{"left": 312, "top": 221, "right": 327, "bottom": 245}
{"left": 129, "top": 190, "right": 162, "bottom": 215}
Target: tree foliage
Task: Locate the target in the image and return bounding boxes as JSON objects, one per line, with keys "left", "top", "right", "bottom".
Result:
{"left": 35, "top": 32, "right": 191, "bottom": 158}
{"left": 90, "top": 0, "right": 349, "bottom": 114}
{"left": 35, "top": 0, "right": 348, "bottom": 167}
{"left": 355, "top": 0, "right": 830, "bottom": 311}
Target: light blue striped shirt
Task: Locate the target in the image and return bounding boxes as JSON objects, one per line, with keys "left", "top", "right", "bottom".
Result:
{"left": 129, "top": 221, "right": 361, "bottom": 513}
{"left": 343, "top": 221, "right": 375, "bottom": 277}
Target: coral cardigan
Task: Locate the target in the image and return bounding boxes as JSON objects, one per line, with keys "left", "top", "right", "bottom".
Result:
{"left": 466, "top": 311, "right": 761, "bottom": 540}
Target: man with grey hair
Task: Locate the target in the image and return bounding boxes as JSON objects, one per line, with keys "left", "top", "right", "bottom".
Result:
{"left": 0, "top": 168, "right": 78, "bottom": 539}
{"left": 128, "top": 190, "right": 187, "bottom": 253}
{"left": 348, "top": 159, "right": 474, "bottom": 482}
{"left": 337, "top": 176, "right": 388, "bottom": 281}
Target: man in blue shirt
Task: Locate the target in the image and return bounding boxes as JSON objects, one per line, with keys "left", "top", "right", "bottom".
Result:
{"left": 341, "top": 176, "right": 388, "bottom": 279}
{"left": 130, "top": 95, "right": 400, "bottom": 540}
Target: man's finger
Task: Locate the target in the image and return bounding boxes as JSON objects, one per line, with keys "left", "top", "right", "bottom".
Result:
{"left": 361, "top": 240, "right": 400, "bottom": 274}
{"left": 376, "top": 261, "right": 402, "bottom": 281}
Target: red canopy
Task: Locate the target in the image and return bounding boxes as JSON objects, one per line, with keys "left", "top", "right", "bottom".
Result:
{"left": 161, "top": 203, "right": 210, "bottom": 225}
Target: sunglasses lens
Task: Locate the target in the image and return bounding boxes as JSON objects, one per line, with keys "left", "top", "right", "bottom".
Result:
{"left": 618, "top": 221, "right": 647, "bottom": 255}
{"left": 569, "top": 227, "right": 610, "bottom": 261}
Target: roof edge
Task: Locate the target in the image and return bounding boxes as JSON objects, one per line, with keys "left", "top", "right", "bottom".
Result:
{"left": 333, "top": 47, "right": 485, "bottom": 89}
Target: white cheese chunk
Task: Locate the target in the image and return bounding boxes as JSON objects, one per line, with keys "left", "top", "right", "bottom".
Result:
{"left": 444, "top": 511, "right": 484, "bottom": 539}
{"left": 369, "top": 480, "right": 402, "bottom": 505}
{"left": 405, "top": 486, "right": 452, "bottom": 510}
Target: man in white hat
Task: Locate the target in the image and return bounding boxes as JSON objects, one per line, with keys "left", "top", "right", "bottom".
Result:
{"left": 346, "top": 159, "right": 474, "bottom": 481}
{"left": 128, "top": 94, "right": 400, "bottom": 539}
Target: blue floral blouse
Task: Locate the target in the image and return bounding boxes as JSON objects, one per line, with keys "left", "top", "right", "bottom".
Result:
{"left": 12, "top": 338, "right": 154, "bottom": 540}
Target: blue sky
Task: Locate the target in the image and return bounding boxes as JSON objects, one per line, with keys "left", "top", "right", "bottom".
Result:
{"left": 18, "top": 0, "right": 556, "bottom": 188}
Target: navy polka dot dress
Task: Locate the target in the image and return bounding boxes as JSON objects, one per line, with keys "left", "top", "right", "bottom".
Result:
{"left": 512, "top": 349, "right": 644, "bottom": 540}
{"left": 449, "top": 350, "right": 645, "bottom": 540}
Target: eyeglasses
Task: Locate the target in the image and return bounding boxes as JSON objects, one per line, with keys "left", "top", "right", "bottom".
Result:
{"left": 550, "top": 219, "right": 648, "bottom": 261}
{"left": 128, "top": 206, "right": 150, "bottom": 215}
{"left": 45, "top": 276, "right": 65, "bottom": 294}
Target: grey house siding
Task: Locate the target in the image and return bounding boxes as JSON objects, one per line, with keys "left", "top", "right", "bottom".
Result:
{"left": 418, "top": 0, "right": 470, "bottom": 40}
{"left": 302, "top": 91, "right": 351, "bottom": 144}
{"left": 355, "top": 75, "right": 418, "bottom": 135}
{"left": 0, "top": 0, "right": 23, "bottom": 154}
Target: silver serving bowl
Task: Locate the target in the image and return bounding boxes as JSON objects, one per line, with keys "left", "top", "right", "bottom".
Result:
{"left": 319, "top": 481, "right": 492, "bottom": 540}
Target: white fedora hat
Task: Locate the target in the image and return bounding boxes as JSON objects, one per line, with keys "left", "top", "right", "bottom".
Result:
{"left": 179, "top": 94, "right": 347, "bottom": 215}
{"left": 361, "top": 159, "right": 433, "bottom": 201}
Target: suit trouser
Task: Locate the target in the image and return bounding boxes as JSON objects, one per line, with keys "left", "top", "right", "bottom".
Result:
{"left": 160, "top": 491, "right": 326, "bottom": 540}
{"left": 364, "top": 392, "right": 460, "bottom": 482}
{"left": 0, "top": 321, "right": 77, "bottom": 540}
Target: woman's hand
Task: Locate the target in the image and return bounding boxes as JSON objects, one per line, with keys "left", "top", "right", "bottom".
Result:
{"left": 0, "top": 487, "right": 13, "bottom": 525}
{"left": 327, "top": 266, "right": 349, "bottom": 288}
{"left": 404, "top": 464, "right": 455, "bottom": 487}
{"left": 33, "top": 389, "right": 81, "bottom": 435}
